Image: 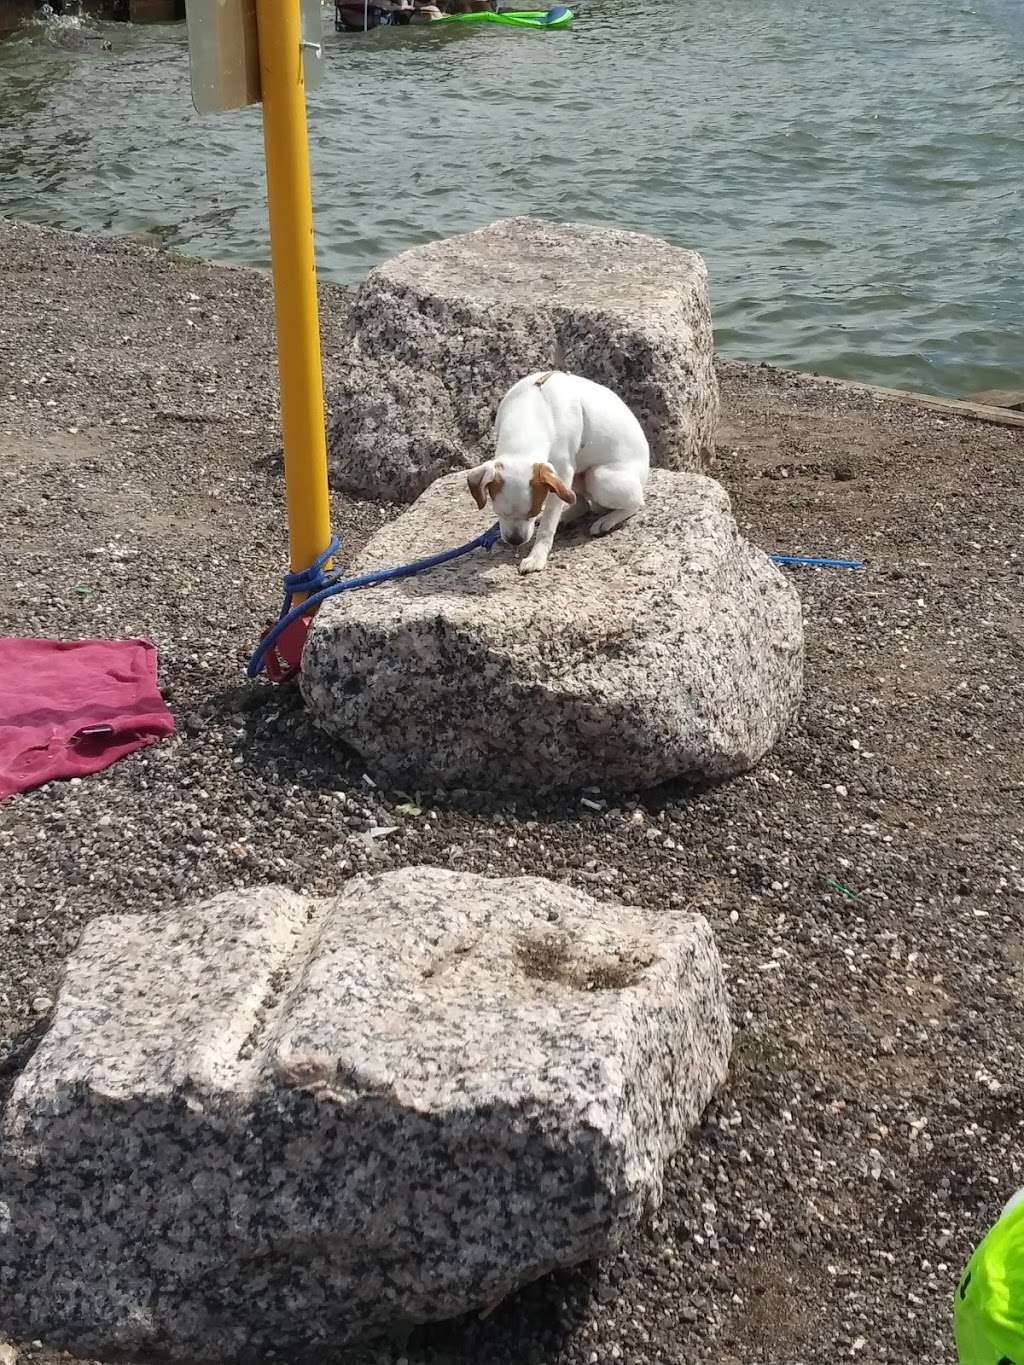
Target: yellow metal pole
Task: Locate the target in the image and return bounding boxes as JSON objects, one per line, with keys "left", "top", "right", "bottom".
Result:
{"left": 254, "top": 0, "right": 331, "bottom": 582}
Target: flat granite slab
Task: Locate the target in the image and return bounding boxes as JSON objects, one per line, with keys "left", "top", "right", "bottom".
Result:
{"left": 0, "top": 867, "right": 731, "bottom": 1362}
{"left": 302, "top": 469, "right": 804, "bottom": 795}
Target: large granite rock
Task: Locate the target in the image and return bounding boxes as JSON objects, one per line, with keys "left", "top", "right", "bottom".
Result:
{"left": 0, "top": 869, "right": 730, "bottom": 1362}
{"left": 302, "top": 470, "right": 803, "bottom": 794}
{"left": 326, "top": 216, "right": 718, "bottom": 501}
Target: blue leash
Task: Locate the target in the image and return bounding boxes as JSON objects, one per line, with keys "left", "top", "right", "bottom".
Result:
{"left": 248, "top": 528, "right": 861, "bottom": 679}
{"left": 248, "top": 523, "right": 502, "bottom": 678}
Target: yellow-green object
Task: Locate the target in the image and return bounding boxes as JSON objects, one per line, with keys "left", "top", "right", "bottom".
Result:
{"left": 955, "top": 1193, "right": 1024, "bottom": 1364}
{"left": 434, "top": 6, "right": 573, "bottom": 27}
{"left": 255, "top": 0, "right": 333, "bottom": 587}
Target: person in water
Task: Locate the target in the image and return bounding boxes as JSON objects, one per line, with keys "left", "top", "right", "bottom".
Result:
{"left": 336, "top": 0, "right": 489, "bottom": 25}
{"left": 335, "top": 0, "right": 411, "bottom": 30}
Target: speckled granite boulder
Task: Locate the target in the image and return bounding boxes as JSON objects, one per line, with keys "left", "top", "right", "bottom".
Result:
{"left": 0, "top": 869, "right": 730, "bottom": 1362}
{"left": 301, "top": 469, "right": 803, "bottom": 794}
{"left": 326, "top": 216, "right": 718, "bottom": 501}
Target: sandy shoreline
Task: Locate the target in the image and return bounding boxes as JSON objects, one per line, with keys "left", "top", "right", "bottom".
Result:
{"left": 1, "top": 217, "right": 1022, "bottom": 1365}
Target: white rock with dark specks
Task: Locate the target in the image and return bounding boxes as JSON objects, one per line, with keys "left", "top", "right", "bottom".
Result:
{"left": 302, "top": 469, "right": 803, "bottom": 794}
{"left": 326, "top": 216, "right": 718, "bottom": 501}
{"left": 0, "top": 869, "right": 731, "bottom": 1362}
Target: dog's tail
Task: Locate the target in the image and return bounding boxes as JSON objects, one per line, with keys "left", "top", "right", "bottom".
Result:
{"left": 535, "top": 337, "right": 567, "bottom": 388}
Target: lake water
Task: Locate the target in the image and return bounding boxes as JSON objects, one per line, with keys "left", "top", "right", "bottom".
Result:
{"left": 1, "top": 0, "right": 1022, "bottom": 395}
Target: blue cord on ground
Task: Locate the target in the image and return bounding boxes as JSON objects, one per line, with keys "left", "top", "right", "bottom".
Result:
{"left": 769, "top": 553, "right": 863, "bottom": 569}
{"left": 247, "top": 529, "right": 862, "bottom": 679}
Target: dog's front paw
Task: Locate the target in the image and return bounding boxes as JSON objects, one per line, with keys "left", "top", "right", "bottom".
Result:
{"left": 519, "top": 551, "right": 548, "bottom": 575}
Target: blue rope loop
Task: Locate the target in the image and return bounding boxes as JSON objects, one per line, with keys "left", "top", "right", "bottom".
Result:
{"left": 283, "top": 536, "right": 342, "bottom": 598}
{"left": 248, "top": 523, "right": 502, "bottom": 679}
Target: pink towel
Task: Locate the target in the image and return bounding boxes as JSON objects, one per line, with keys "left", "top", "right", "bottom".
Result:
{"left": 0, "top": 638, "right": 175, "bottom": 800}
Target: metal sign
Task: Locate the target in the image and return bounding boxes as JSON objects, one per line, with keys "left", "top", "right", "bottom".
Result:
{"left": 187, "top": 0, "right": 324, "bottom": 115}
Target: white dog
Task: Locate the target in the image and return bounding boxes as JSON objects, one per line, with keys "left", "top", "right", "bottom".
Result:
{"left": 466, "top": 370, "right": 650, "bottom": 574}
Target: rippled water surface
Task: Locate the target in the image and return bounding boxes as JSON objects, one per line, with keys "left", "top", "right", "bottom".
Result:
{"left": 1, "top": 0, "right": 1022, "bottom": 394}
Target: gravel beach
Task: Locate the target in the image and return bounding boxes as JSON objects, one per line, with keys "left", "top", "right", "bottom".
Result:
{"left": 1, "top": 219, "right": 1022, "bottom": 1365}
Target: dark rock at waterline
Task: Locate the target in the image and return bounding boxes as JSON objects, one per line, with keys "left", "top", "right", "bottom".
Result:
{"left": 967, "top": 388, "right": 1024, "bottom": 411}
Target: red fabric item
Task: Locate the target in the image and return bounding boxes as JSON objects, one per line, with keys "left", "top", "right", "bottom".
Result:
{"left": 0, "top": 637, "right": 175, "bottom": 800}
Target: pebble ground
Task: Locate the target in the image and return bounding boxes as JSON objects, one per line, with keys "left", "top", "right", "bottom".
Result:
{"left": 1, "top": 221, "right": 1022, "bottom": 1365}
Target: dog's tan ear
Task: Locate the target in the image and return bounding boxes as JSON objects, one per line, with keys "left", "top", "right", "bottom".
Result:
{"left": 467, "top": 461, "right": 497, "bottom": 510}
{"left": 535, "top": 462, "right": 576, "bottom": 506}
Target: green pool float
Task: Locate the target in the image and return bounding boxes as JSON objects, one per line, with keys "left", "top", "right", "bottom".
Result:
{"left": 435, "top": 5, "right": 573, "bottom": 27}
{"left": 955, "top": 1190, "right": 1024, "bottom": 1364}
